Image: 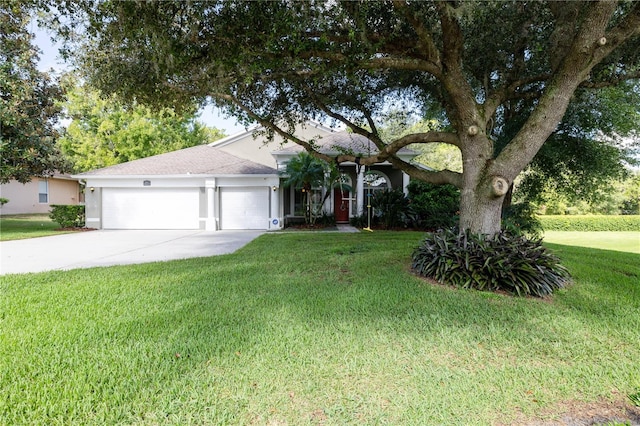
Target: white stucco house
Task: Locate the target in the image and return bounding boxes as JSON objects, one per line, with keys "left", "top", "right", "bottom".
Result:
{"left": 74, "top": 122, "right": 418, "bottom": 230}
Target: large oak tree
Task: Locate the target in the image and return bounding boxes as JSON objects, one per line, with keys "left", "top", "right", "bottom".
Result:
{"left": 56, "top": 1, "right": 640, "bottom": 235}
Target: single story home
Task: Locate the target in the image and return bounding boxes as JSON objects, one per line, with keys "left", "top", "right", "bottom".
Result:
{"left": 74, "top": 122, "right": 418, "bottom": 230}
{"left": 0, "top": 174, "right": 82, "bottom": 216}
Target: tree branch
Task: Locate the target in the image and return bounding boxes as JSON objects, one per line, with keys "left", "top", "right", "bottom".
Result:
{"left": 299, "top": 85, "right": 380, "bottom": 146}
{"left": 484, "top": 74, "right": 550, "bottom": 119}
{"left": 580, "top": 69, "right": 640, "bottom": 89}
{"left": 389, "top": 156, "right": 463, "bottom": 188}
{"left": 591, "top": 1, "right": 640, "bottom": 65}
{"left": 391, "top": 0, "right": 442, "bottom": 72}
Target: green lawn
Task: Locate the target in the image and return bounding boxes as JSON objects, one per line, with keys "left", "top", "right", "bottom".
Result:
{"left": 1, "top": 232, "right": 639, "bottom": 425}
{"left": 543, "top": 231, "right": 640, "bottom": 254}
{"left": 0, "top": 214, "right": 74, "bottom": 241}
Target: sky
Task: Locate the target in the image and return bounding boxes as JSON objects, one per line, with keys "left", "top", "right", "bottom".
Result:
{"left": 33, "top": 25, "right": 246, "bottom": 136}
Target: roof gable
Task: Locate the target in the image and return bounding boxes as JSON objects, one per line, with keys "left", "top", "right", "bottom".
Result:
{"left": 209, "top": 121, "right": 337, "bottom": 168}
{"left": 271, "top": 132, "right": 417, "bottom": 157}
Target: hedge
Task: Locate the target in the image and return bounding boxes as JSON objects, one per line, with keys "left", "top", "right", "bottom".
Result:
{"left": 49, "top": 205, "right": 86, "bottom": 228}
{"left": 539, "top": 215, "right": 640, "bottom": 232}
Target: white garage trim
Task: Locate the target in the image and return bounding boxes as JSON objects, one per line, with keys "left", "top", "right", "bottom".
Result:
{"left": 102, "top": 187, "right": 199, "bottom": 229}
{"left": 219, "top": 187, "right": 270, "bottom": 230}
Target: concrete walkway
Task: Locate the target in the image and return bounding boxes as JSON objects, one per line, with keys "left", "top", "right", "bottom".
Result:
{"left": 0, "top": 230, "right": 264, "bottom": 275}
{"left": 336, "top": 224, "right": 360, "bottom": 233}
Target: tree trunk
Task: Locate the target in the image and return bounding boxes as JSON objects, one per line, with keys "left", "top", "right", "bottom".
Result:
{"left": 456, "top": 133, "right": 508, "bottom": 236}
{"left": 459, "top": 185, "right": 504, "bottom": 236}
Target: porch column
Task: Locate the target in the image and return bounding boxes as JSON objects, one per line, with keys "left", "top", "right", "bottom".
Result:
{"left": 402, "top": 172, "right": 410, "bottom": 196}
{"left": 270, "top": 185, "right": 281, "bottom": 230}
{"left": 205, "top": 180, "right": 217, "bottom": 231}
{"left": 357, "top": 167, "right": 365, "bottom": 216}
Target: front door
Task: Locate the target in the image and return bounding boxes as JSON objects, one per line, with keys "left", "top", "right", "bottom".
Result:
{"left": 334, "top": 188, "right": 350, "bottom": 223}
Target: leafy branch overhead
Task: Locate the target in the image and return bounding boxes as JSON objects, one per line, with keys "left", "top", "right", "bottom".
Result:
{"left": 55, "top": 1, "right": 640, "bottom": 234}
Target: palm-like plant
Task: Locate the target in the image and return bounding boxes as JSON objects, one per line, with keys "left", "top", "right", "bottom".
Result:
{"left": 280, "top": 152, "right": 327, "bottom": 224}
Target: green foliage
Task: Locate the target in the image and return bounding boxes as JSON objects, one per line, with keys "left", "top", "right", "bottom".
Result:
{"left": 629, "top": 389, "right": 640, "bottom": 407}
{"left": 502, "top": 202, "right": 543, "bottom": 237}
{"left": 412, "top": 228, "right": 571, "bottom": 297}
{"left": 510, "top": 86, "right": 639, "bottom": 207}
{"left": 0, "top": 3, "right": 68, "bottom": 183}
{"left": 350, "top": 214, "right": 375, "bottom": 228}
{"left": 58, "top": 79, "right": 224, "bottom": 172}
{"left": 620, "top": 174, "right": 640, "bottom": 215}
{"left": 48, "top": 205, "right": 85, "bottom": 228}
{"left": 280, "top": 152, "right": 329, "bottom": 224}
{"left": 539, "top": 215, "right": 640, "bottom": 232}
{"left": 370, "top": 189, "right": 410, "bottom": 229}
{"left": 407, "top": 181, "right": 460, "bottom": 230}
{"left": 526, "top": 173, "right": 640, "bottom": 216}
{"left": 315, "top": 212, "right": 336, "bottom": 226}
{"left": 0, "top": 198, "right": 8, "bottom": 206}
{"left": 378, "top": 115, "right": 463, "bottom": 173}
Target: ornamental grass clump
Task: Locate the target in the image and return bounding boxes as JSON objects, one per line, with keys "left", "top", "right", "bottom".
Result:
{"left": 411, "top": 228, "right": 571, "bottom": 297}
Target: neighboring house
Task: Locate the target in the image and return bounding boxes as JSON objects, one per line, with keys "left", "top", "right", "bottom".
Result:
{"left": 74, "top": 122, "right": 418, "bottom": 230}
{"left": 0, "top": 174, "right": 82, "bottom": 216}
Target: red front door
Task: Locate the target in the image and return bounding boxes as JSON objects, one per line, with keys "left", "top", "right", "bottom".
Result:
{"left": 334, "top": 188, "right": 350, "bottom": 223}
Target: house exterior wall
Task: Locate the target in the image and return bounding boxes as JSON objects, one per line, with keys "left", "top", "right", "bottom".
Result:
{"left": 0, "top": 178, "right": 80, "bottom": 215}
{"left": 82, "top": 175, "right": 281, "bottom": 230}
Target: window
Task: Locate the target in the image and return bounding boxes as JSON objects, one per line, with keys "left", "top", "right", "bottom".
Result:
{"left": 38, "top": 180, "right": 49, "bottom": 203}
{"left": 363, "top": 170, "right": 391, "bottom": 194}
{"left": 293, "top": 187, "right": 323, "bottom": 216}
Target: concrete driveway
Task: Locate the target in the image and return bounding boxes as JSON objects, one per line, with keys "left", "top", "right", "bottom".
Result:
{"left": 0, "top": 230, "right": 264, "bottom": 275}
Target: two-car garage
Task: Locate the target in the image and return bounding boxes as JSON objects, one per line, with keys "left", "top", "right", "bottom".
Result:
{"left": 76, "top": 144, "right": 282, "bottom": 231}
{"left": 96, "top": 185, "right": 274, "bottom": 230}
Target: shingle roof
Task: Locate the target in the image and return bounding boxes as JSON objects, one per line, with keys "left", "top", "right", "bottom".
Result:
{"left": 272, "top": 131, "right": 416, "bottom": 156}
{"left": 77, "top": 145, "right": 277, "bottom": 176}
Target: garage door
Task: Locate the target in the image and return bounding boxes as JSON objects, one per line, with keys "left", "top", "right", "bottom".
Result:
{"left": 220, "top": 187, "right": 269, "bottom": 230}
{"left": 102, "top": 188, "right": 199, "bottom": 229}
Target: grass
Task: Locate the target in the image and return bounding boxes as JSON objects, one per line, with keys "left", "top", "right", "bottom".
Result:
{"left": 543, "top": 231, "right": 640, "bottom": 254}
{"left": 0, "top": 214, "right": 74, "bottom": 241}
{"left": 1, "top": 232, "right": 639, "bottom": 425}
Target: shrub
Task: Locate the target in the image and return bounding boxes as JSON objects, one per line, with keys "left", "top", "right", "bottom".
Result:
{"left": 315, "top": 212, "right": 336, "bottom": 226}
{"left": 0, "top": 197, "right": 8, "bottom": 206}
{"left": 620, "top": 199, "right": 640, "bottom": 215}
{"left": 350, "top": 214, "right": 376, "bottom": 228}
{"left": 502, "top": 202, "right": 543, "bottom": 237}
{"left": 407, "top": 181, "right": 460, "bottom": 230}
{"left": 49, "top": 205, "right": 85, "bottom": 228}
{"left": 539, "top": 215, "right": 640, "bottom": 231}
{"left": 411, "top": 228, "right": 571, "bottom": 297}
{"left": 370, "top": 189, "right": 410, "bottom": 229}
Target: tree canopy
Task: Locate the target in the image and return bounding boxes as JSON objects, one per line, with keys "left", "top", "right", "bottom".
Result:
{"left": 58, "top": 79, "right": 225, "bottom": 172}
{"left": 55, "top": 1, "right": 640, "bottom": 234}
{"left": 0, "top": 2, "right": 67, "bottom": 183}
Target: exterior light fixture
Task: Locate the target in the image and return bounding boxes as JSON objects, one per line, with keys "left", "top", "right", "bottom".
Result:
{"left": 90, "top": 187, "right": 95, "bottom": 193}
